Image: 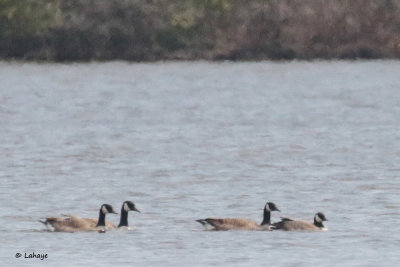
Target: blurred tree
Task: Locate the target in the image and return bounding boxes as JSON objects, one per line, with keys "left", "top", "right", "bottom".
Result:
{"left": 0, "top": 0, "right": 59, "bottom": 58}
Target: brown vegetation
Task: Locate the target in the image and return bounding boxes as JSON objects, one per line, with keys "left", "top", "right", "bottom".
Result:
{"left": 1, "top": 0, "right": 400, "bottom": 61}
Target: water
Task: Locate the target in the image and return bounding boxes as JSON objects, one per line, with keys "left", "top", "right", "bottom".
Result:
{"left": 0, "top": 61, "right": 399, "bottom": 266}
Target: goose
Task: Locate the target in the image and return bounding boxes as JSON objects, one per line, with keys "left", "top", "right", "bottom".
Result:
{"left": 272, "top": 212, "right": 328, "bottom": 231}
{"left": 196, "top": 202, "right": 280, "bottom": 231}
{"left": 79, "top": 201, "right": 140, "bottom": 229}
{"left": 117, "top": 200, "right": 140, "bottom": 228}
{"left": 39, "top": 204, "right": 117, "bottom": 232}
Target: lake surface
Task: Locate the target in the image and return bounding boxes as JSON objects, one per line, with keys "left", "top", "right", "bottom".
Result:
{"left": 1, "top": 61, "right": 399, "bottom": 266}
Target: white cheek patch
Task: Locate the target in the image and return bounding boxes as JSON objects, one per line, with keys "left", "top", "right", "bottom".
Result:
{"left": 124, "top": 203, "right": 130, "bottom": 212}
{"left": 202, "top": 222, "right": 215, "bottom": 231}
{"left": 265, "top": 204, "right": 271, "bottom": 211}
{"left": 102, "top": 205, "right": 108, "bottom": 214}
{"left": 315, "top": 214, "right": 322, "bottom": 223}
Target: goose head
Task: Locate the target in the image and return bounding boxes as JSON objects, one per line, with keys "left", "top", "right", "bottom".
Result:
{"left": 101, "top": 204, "right": 118, "bottom": 215}
{"left": 123, "top": 201, "right": 140, "bottom": 213}
{"left": 315, "top": 212, "right": 327, "bottom": 223}
{"left": 265, "top": 202, "right": 280, "bottom": 212}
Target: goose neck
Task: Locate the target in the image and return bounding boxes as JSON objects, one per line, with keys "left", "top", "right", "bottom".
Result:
{"left": 314, "top": 218, "right": 324, "bottom": 228}
{"left": 118, "top": 207, "right": 129, "bottom": 227}
{"left": 96, "top": 209, "right": 106, "bottom": 227}
{"left": 261, "top": 209, "right": 271, "bottom": 225}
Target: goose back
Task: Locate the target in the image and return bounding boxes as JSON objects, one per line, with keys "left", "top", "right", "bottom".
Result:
{"left": 41, "top": 216, "right": 96, "bottom": 232}
{"left": 80, "top": 218, "right": 117, "bottom": 229}
{"left": 40, "top": 204, "right": 117, "bottom": 232}
{"left": 272, "top": 212, "right": 328, "bottom": 231}
{"left": 200, "top": 218, "right": 263, "bottom": 230}
{"left": 196, "top": 202, "right": 279, "bottom": 231}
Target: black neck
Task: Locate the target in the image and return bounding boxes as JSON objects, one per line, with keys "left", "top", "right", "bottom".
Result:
{"left": 118, "top": 207, "right": 129, "bottom": 227}
{"left": 96, "top": 209, "right": 106, "bottom": 227}
{"left": 261, "top": 208, "right": 271, "bottom": 225}
{"left": 314, "top": 217, "right": 324, "bottom": 228}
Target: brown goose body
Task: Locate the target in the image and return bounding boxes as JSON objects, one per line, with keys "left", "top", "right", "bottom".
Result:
{"left": 198, "top": 218, "right": 272, "bottom": 231}
{"left": 78, "top": 217, "right": 117, "bottom": 230}
{"left": 40, "top": 204, "right": 117, "bottom": 232}
{"left": 273, "top": 212, "right": 328, "bottom": 231}
{"left": 196, "top": 202, "right": 280, "bottom": 231}
{"left": 42, "top": 216, "right": 96, "bottom": 232}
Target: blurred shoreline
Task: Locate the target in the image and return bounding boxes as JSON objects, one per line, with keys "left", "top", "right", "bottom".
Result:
{"left": 1, "top": 0, "right": 400, "bottom": 62}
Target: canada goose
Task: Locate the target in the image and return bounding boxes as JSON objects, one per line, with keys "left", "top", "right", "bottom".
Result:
{"left": 79, "top": 201, "right": 140, "bottom": 229}
{"left": 39, "top": 204, "right": 118, "bottom": 232}
{"left": 117, "top": 200, "right": 140, "bottom": 228}
{"left": 272, "top": 212, "right": 328, "bottom": 231}
{"left": 196, "top": 202, "right": 280, "bottom": 231}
